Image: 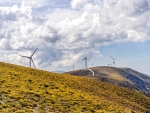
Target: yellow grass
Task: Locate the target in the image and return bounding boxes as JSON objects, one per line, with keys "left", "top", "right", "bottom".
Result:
{"left": 0, "top": 62, "right": 150, "bottom": 113}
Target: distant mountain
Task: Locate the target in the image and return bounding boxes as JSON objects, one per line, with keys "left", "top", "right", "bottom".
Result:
{"left": 52, "top": 71, "right": 66, "bottom": 73}
{"left": 65, "top": 66, "right": 150, "bottom": 97}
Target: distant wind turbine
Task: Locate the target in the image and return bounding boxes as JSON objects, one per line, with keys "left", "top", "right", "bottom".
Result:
{"left": 20, "top": 48, "right": 38, "bottom": 68}
{"left": 108, "top": 63, "right": 112, "bottom": 66}
{"left": 73, "top": 65, "right": 75, "bottom": 71}
{"left": 81, "top": 54, "right": 87, "bottom": 69}
{"left": 110, "top": 56, "right": 116, "bottom": 66}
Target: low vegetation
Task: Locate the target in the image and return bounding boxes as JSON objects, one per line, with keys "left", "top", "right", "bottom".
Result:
{"left": 0, "top": 62, "right": 150, "bottom": 113}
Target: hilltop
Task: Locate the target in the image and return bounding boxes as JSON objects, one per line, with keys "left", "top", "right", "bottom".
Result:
{"left": 65, "top": 66, "right": 150, "bottom": 97}
{"left": 0, "top": 62, "right": 150, "bottom": 113}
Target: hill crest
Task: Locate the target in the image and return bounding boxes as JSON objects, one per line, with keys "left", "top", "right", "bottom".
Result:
{"left": 65, "top": 66, "right": 150, "bottom": 96}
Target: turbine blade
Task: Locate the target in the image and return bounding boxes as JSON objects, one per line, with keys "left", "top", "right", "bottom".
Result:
{"left": 81, "top": 58, "right": 86, "bottom": 62}
{"left": 84, "top": 52, "right": 86, "bottom": 57}
{"left": 31, "top": 59, "right": 36, "bottom": 68}
{"left": 31, "top": 48, "right": 38, "bottom": 57}
{"left": 19, "top": 55, "right": 30, "bottom": 58}
{"left": 110, "top": 56, "right": 114, "bottom": 60}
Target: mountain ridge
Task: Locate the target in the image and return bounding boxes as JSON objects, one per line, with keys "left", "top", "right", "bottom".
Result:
{"left": 65, "top": 66, "right": 150, "bottom": 97}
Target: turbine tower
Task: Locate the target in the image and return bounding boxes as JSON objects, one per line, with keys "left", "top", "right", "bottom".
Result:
{"left": 20, "top": 48, "right": 38, "bottom": 68}
{"left": 110, "top": 56, "right": 116, "bottom": 66}
{"left": 73, "top": 65, "right": 75, "bottom": 71}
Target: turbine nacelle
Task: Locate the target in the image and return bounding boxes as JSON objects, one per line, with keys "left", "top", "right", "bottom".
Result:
{"left": 81, "top": 57, "right": 87, "bottom": 62}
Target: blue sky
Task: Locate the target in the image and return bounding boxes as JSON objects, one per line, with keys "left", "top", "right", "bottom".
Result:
{"left": 0, "top": 0, "right": 150, "bottom": 75}
{"left": 96, "top": 41, "right": 150, "bottom": 74}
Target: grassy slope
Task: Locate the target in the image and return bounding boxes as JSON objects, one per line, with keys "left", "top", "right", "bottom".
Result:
{"left": 0, "top": 62, "right": 150, "bottom": 113}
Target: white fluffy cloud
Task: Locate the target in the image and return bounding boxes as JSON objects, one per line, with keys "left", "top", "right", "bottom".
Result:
{"left": 0, "top": 0, "right": 150, "bottom": 71}
{"left": 71, "top": 0, "right": 88, "bottom": 9}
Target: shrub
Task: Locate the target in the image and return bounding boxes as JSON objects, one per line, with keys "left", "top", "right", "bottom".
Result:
{"left": 44, "top": 84, "right": 49, "bottom": 87}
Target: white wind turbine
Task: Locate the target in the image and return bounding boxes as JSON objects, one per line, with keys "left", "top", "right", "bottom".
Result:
{"left": 110, "top": 56, "right": 116, "bottom": 66}
{"left": 20, "top": 48, "right": 38, "bottom": 68}
{"left": 81, "top": 53, "right": 87, "bottom": 69}
{"left": 73, "top": 65, "right": 75, "bottom": 71}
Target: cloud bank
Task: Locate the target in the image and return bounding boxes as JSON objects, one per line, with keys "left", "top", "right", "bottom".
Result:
{"left": 0, "top": 0, "right": 150, "bottom": 71}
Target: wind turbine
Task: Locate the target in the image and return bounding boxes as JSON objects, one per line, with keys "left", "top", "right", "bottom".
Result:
{"left": 110, "top": 56, "right": 116, "bottom": 66}
{"left": 73, "top": 65, "right": 75, "bottom": 71}
{"left": 92, "top": 63, "right": 93, "bottom": 67}
{"left": 108, "top": 63, "right": 112, "bottom": 66}
{"left": 20, "top": 48, "right": 38, "bottom": 68}
{"left": 81, "top": 54, "right": 87, "bottom": 69}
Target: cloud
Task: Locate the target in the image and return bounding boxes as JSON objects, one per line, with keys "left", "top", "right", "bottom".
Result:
{"left": 71, "top": 0, "right": 88, "bottom": 9}
{"left": 0, "top": 38, "right": 10, "bottom": 49}
{"left": 0, "top": 0, "right": 150, "bottom": 71}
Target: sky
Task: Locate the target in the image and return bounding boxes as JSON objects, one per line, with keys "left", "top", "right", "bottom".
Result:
{"left": 0, "top": 0, "right": 150, "bottom": 75}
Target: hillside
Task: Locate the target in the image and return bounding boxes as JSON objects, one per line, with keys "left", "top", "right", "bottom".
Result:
{"left": 65, "top": 66, "right": 150, "bottom": 97}
{"left": 0, "top": 62, "right": 150, "bottom": 113}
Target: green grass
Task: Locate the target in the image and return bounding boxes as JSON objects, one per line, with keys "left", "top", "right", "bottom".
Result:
{"left": 0, "top": 62, "right": 150, "bottom": 113}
